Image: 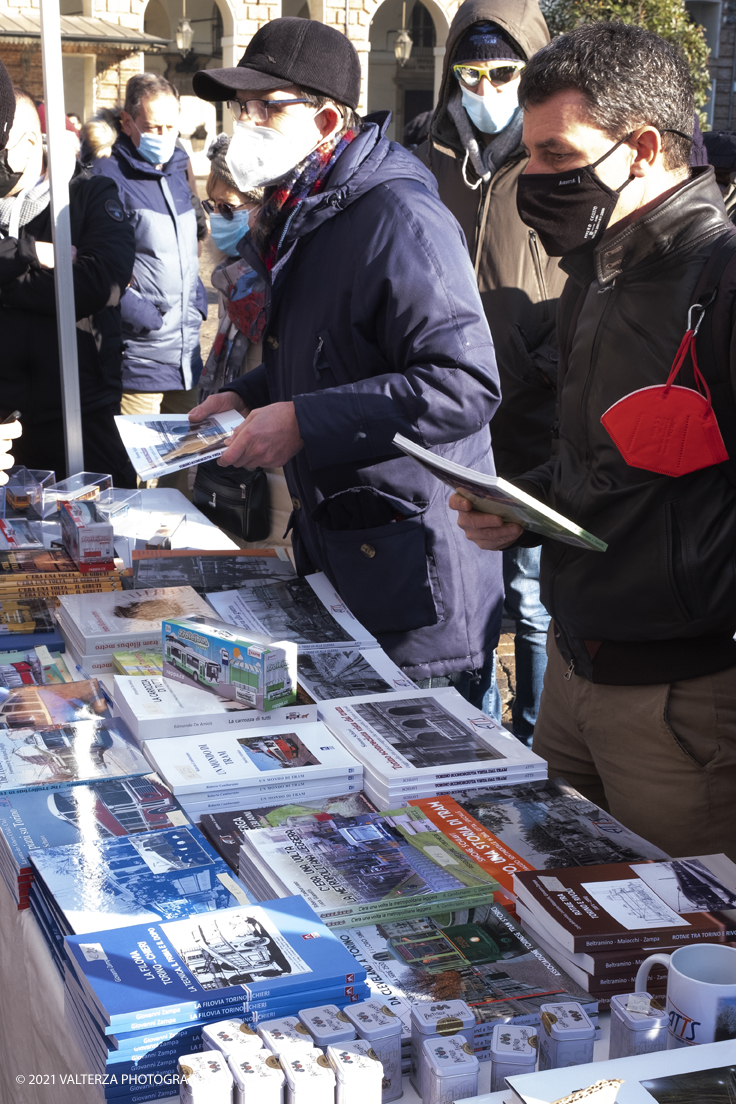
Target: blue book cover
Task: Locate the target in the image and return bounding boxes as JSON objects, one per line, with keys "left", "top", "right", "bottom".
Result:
{"left": 0, "top": 774, "right": 190, "bottom": 875}
{"left": 30, "top": 824, "right": 253, "bottom": 935}
{"left": 65, "top": 895, "right": 366, "bottom": 1033}
{"left": 0, "top": 680, "right": 149, "bottom": 795}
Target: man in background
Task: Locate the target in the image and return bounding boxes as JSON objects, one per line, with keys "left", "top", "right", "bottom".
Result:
{"left": 417, "top": 0, "right": 564, "bottom": 740}
{"left": 0, "top": 82, "right": 136, "bottom": 484}
{"left": 92, "top": 73, "right": 206, "bottom": 421}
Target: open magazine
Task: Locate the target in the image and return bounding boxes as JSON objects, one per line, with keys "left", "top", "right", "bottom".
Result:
{"left": 393, "top": 433, "right": 607, "bottom": 552}
{"left": 115, "top": 411, "right": 245, "bottom": 481}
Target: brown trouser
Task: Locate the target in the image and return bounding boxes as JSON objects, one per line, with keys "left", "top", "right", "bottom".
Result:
{"left": 533, "top": 626, "right": 736, "bottom": 861}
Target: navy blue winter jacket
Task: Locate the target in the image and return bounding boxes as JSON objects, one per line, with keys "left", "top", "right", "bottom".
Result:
{"left": 92, "top": 137, "right": 206, "bottom": 392}
{"left": 230, "top": 115, "right": 504, "bottom": 679}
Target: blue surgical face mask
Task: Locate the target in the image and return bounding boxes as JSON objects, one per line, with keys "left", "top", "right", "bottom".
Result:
{"left": 461, "top": 82, "right": 519, "bottom": 135}
{"left": 209, "top": 210, "right": 250, "bottom": 256}
{"left": 135, "top": 125, "right": 178, "bottom": 166}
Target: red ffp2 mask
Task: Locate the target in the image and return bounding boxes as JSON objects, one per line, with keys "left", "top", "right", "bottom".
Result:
{"left": 600, "top": 318, "right": 729, "bottom": 478}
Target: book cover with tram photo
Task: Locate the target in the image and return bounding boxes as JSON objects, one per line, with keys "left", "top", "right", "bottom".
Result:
{"left": 64, "top": 894, "right": 367, "bottom": 1033}
{"left": 513, "top": 855, "right": 736, "bottom": 953}
{"left": 115, "top": 411, "right": 245, "bottom": 481}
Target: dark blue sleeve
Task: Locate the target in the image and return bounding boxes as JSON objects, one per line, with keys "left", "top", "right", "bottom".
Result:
{"left": 292, "top": 180, "right": 500, "bottom": 470}
{"left": 224, "top": 364, "right": 270, "bottom": 409}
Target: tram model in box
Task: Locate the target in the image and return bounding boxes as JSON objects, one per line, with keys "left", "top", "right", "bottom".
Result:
{"left": 162, "top": 616, "right": 297, "bottom": 712}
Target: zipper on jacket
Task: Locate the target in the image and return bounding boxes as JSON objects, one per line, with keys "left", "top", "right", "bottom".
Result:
{"left": 564, "top": 658, "right": 575, "bottom": 681}
{"left": 528, "top": 229, "right": 548, "bottom": 302}
{"left": 239, "top": 483, "right": 247, "bottom": 499}
{"left": 312, "top": 336, "right": 324, "bottom": 379}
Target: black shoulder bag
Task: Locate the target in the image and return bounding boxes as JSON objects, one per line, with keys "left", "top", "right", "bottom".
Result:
{"left": 193, "top": 462, "right": 270, "bottom": 542}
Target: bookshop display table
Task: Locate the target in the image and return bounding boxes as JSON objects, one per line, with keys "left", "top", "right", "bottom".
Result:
{"left": 0, "top": 871, "right": 611, "bottom": 1104}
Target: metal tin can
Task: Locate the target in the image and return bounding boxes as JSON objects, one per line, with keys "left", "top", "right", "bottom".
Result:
{"left": 280, "top": 1047, "right": 336, "bottom": 1104}
{"left": 410, "top": 1000, "right": 476, "bottom": 1097}
{"left": 609, "top": 993, "right": 669, "bottom": 1060}
{"left": 177, "top": 1051, "right": 233, "bottom": 1104}
{"left": 298, "top": 1004, "right": 357, "bottom": 1050}
{"left": 343, "top": 999, "right": 403, "bottom": 1102}
{"left": 327, "top": 1038, "right": 383, "bottom": 1104}
{"left": 421, "top": 1034, "right": 479, "bottom": 1104}
{"left": 538, "top": 1002, "right": 596, "bottom": 1070}
{"left": 258, "top": 1016, "right": 316, "bottom": 1057}
{"left": 228, "top": 1050, "right": 285, "bottom": 1104}
{"left": 488, "top": 1023, "right": 538, "bottom": 1091}
{"left": 203, "top": 1018, "right": 264, "bottom": 1057}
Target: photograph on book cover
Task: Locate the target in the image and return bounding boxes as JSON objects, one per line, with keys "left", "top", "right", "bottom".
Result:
{"left": 630, "top": 859, "right": 736, "bottom": 914}
{"left": 452, "top": 779, "right": 668, "bottom": 869}
{"left": 161, "top": 905, "right": 311, "bottom": 989}
{"left": 131, "top": 549, "right": 295, "bottom": 592}
{"left": 641, "top": 1063, "right": 736, "bottom": 1103}
{"left": 0, "top": 598, "right": 57, "bottom": 634}
{"left": 236, "top": 732, "right": 320, "bottom": 772}
{"left": 352, "top": 697, "right": 504, "bottom": 769}
{"left": 209, "top": 578, "right": 350, "bottom": 644}
{"left": 118, "top": 414, "right": 241, "bottom": 479}
{"left": 580, "top": 878, "right": 690, "bottom": 931}
{"left": 297, "top": 650, "right": 393, "bottom": 700}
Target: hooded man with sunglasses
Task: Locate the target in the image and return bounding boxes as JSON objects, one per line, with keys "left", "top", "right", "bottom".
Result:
{"left": 189, "top": 17, "right": 505, "bottom": 695}
{"left": 416, "top": 0, "right": 566, "bottom": 742}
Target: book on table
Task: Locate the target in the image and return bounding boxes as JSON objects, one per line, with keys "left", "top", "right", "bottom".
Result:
{"left": 28, "top": 823, "right": 253, "bottom": 940}
{"left": 130, "top": 547, "right": 295, "bottom": 592}
{"left": 205, "top": 572, "right": 377, "bottom": 653}
{"left": 0, "top": 772, "right": 189, "bottom": 905}
{"left": 238, "top": 803, "right": 501, "bottom": 927}
{"left": 0, "top": 644, "right": 73, "bottom": 688}
{"left": 115, "top": 411, "right": 245, "bottom": 481}
{"left": 199, "top": 792, "right": 378, "bottom": 870}
{"left": 113, "top": 673, "right": 317, "bottom": 741}
{"left": 0, "top": 679, "right": 150, "bottom": 796}
{"left": 143, "top": 720, "right": 362, "bottom": 799}
{"left": 406, "top": 780, "right": 669, "bottom": 905}
{"left": 393, "top": 432, "right": 607, "bottom": 551}
{"left": 64, "top": 894, "right": 367, "bottom": 1034}
{"left": 296, "top": 645, "right": 416, "bottom": 703}
{"left": 57, "top": 586, "right": 213, "bottom": 657}
{"left": 513, "top": 854, "right": 736, "bottom": 953}
{"left": 178, "top": 779, "right": 366, "bottom": 821}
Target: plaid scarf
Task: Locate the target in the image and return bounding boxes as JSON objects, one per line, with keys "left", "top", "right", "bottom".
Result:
{"left": 253, "top": 127, "right": 360, "bottom": 271}
{"left": 0, "top": 177, "right": 50, "bottom": 235}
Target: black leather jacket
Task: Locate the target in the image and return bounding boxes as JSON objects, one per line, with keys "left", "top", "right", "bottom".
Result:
{"left": 520, "top": 166, "right": 736, "bottom": 684}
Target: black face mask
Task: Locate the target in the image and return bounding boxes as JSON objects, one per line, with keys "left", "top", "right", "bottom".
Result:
{"left": 516, "top": 134, "right": 635, "bottom": 257}
{"left": 0, "top": 147, "right": 23, "bottom": 200}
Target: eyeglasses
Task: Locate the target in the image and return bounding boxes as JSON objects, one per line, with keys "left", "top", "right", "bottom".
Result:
{"left": 227, "top": 98, "right": 312, "bottom": 124}
{"left": 202, "top": 198, "right": 253, "bottom": 221}
{"left": 453, "top": 61, "right": 525, "bottom": 88}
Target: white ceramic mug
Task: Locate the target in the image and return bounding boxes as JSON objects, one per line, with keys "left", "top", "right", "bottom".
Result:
{"left": 636, "top": 943, "right": 736, "bottom": 1048}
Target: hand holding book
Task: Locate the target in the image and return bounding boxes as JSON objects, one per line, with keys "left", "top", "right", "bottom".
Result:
{"left": 449, "top": 490, "right": 525, "bottom": 551}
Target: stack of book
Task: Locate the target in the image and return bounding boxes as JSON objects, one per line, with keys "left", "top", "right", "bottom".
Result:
{"left": 318, "top": 687, "right": 547, "bottom": 807}
{"left": 238, "top": 803, "right": 502, "bottom": 929}
{"left": 513, "top": 854, "right": 736, "bottom": 1003}
{"left": 112, "top": 651, "right": 164, "bottom": 677}
{"left": 56, "top": 586, "right": 213, "bottom": 677}
{"left": 0, "top": 643, "right": 73, "bottom": 688}
{"left": 62, "top": 897, "right": 369, "bottom": 1099}
{"left": 142, "top": 720, "right": 363, "bottom": 820}
{"left": 27, "top": 823, "right": 252, "bottom": 973}
{"left": 0, "top": 597, "right": 63, "bottom": 651}
{"left": 335, "top": 902, "right": 599, "bottom": 1062}
{"left": 200, "top": 792, "right": 379, "bottom": 871}
{"left": 0, "top": 771, "right": 188, "bottom": 909}
{"left": 113, "top": 672, "right": 317, "bottom": 741}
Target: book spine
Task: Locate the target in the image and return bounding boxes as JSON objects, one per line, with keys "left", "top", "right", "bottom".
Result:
{"left": 169, "top": 764, "right": 361, "bottom": 797}
{"left": 321, "top": 888, "right": 498, "bottom": 929}
{"left": 575, "top": 929, "right": 736, "bottom": 953}
{"left": 4, "top": 583, "right": 122, "bottom": 598}
{"left": 0, "top": 769, "right": 149, "bottom": 797}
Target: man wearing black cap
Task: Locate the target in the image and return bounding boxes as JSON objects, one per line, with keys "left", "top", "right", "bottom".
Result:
{"left": 189, "top": 16, "right": 505, "bottom": 695}
{"left": 416, "top": 0, "right": 566, "bottom": 743}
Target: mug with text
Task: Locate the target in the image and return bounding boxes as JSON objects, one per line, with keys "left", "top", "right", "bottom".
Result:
{"left": 636, "top": 943, "right": 736, "bottom": 1048}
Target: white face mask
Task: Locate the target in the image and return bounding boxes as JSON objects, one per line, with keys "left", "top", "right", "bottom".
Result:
{"left": 225, "top": 117, "right": 321, "bottom": 192}
{"left": 461, "top": 81, "right": 519, "bottom": 135}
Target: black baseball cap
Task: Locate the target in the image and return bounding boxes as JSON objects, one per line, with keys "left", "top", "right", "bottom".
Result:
{"left": 193, "top": 17, "right": 362, "bottom": 110}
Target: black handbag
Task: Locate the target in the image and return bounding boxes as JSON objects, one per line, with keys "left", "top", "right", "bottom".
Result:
{"left": 193, "top": 460, "right": 270, "bottom": 542}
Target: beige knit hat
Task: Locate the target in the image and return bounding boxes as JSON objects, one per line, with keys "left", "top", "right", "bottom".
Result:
{"left": 206, "top": 133, "right": 264, "bottom": 203}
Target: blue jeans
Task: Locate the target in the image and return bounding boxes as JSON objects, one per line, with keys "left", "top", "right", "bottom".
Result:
{"left": 489, "top": 545, "right": 550, "bottom": 740}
